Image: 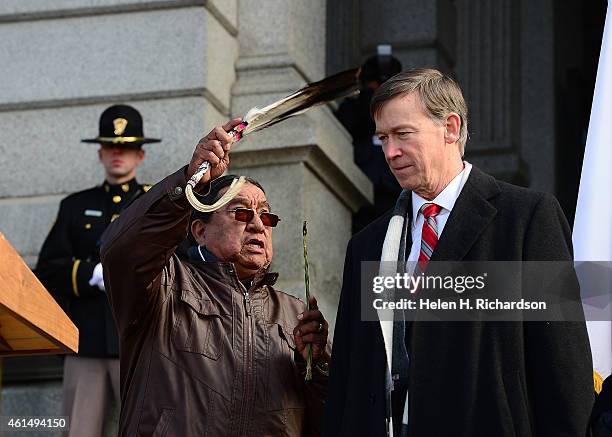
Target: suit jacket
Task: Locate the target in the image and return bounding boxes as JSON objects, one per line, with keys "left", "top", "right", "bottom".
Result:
{"left": 323, "top": 166, "right": 594, "bottom": 437}
{"left": 35, "top": 178, "right": 149, "bottom": 357}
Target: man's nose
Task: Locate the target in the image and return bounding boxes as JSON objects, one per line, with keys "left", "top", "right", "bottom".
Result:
{"left": 383, "top": 139, "right": 402, "bottom": 160}
{"left": 247, "top": 212, "right": 266, "bottom": 232}
{"left": 111, "top": 147, "right": 123, "bottom": 156}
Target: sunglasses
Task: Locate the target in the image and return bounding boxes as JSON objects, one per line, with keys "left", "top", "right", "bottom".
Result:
{"left": 224, "top": 208, "right": 281, "bottom": 227}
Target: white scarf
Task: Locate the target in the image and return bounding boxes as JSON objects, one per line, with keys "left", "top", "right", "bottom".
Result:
{"left": 377, "top": 190, "right": 411, "bottom": 437}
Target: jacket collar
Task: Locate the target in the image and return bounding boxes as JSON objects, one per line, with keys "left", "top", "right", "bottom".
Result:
{"left": 187, "top": 245, "right": 218, "bottom": 263}
{"left": 102, "top": 178, "right": 139, "bottom": 195}
{"left": 252, "top": 266, "right": 279, "bottom": 288}
{"left": 187, "top": 245, "right": 279, "bottom": 289}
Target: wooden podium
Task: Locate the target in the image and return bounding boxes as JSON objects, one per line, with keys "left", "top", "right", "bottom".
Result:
{"left": 0, "top": 233, "right": 78, "bottom": 356}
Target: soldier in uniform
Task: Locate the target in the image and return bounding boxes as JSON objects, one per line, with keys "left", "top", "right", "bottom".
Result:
{"left": 35, "top": 104, "right": 159, "bottom": 437}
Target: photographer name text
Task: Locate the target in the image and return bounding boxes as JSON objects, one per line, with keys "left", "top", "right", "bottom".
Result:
{"left": 373, "top": 297, "right": 547, "bottom": 311}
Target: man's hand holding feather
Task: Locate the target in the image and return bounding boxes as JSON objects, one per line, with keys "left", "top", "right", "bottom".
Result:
{"left": 187, "top": 118, "right": 243, "bottom": 185}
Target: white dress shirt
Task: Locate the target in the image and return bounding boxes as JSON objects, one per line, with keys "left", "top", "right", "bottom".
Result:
{"left": 406, "top": 162, "right": 473, "bottom": 272}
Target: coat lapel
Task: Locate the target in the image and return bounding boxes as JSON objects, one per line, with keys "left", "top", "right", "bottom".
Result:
{"left": 430, "top": 166, "right": 500, "bottom": 262}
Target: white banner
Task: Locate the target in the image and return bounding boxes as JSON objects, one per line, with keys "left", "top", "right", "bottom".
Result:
{"left": 573, "top": 4, "right": 612, "bottom": 384}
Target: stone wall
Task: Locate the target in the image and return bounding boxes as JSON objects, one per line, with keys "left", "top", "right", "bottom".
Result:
{"left": 0, "top": 0, "right": 238, "bottom": 266}
{"left": 0, "top": 0, "right": 372, "bottom": 432}
{"left": 0, "top": 0, "right": 238, "bottom": 433}
{"left": 232, "top": 0, "right": 371, "bottom": 335}
{"left": 328, "top": 0, "right": 556, "bottom": 191}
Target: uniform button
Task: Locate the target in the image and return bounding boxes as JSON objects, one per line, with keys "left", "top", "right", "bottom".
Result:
{"left": 112, "top": 195, "right": 122, "bottom": 203}
{"left": 174, "top": 186, "right": 183, "bottom": 195}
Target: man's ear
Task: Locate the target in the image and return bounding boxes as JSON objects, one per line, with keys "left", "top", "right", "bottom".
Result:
{"left": 98, "top": 147, "right": 103, "bottom": 162}
{"left": 191, "top": 219, "right": 206, "bottom": 245}
{"left": 135, "top": 148, "right": 145, "bottom": 167}
{"left": 444, "top": 113, "right": 461, "bottom": 144}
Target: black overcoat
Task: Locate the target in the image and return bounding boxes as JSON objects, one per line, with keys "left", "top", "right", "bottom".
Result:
{"left": 323, "top": 166, "right": 594, "bottom": 437}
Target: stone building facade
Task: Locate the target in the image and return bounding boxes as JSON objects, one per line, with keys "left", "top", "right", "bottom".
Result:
{"left": 0, "top": 0, "right": 605, "bottom": 434}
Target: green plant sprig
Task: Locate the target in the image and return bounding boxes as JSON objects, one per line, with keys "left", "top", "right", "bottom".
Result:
{"left": 303, "top": 221, "right": 313, "bottom": 381}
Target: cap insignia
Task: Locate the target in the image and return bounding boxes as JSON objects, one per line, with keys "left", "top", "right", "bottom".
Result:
{"left": 113, "top": 118, "right": 128, "bottom": 136}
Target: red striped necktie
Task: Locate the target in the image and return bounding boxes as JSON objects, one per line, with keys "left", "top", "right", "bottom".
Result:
{"left": 417, "top": 203, "right": 442, "bottom": 272}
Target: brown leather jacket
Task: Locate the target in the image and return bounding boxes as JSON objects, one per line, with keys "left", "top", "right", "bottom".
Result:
{"left": 100, "top": 168, "right": 327, "bottom": 437}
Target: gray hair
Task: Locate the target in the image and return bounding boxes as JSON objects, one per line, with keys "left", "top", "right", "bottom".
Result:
{"left": 370, "top": 68, "right": 469, "bottom": 155}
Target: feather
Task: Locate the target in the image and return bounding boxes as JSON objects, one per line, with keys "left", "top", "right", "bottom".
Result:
{"left": 240, "top": 67, "right": 361, "bottom": 136}
{"left": 185, "top": 68, "right": 361, "bottom": 212}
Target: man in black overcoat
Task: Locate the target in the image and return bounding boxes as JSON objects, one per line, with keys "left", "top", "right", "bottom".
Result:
{"left": 323, "top": 69, "right": 594, "bottom": 437}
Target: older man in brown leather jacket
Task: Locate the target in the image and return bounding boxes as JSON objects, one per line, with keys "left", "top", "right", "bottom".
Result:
{"left": 100, "top": 119, "right": 329, "bottom": 437}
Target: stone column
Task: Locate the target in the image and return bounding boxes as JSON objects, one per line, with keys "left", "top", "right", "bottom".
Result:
{"left": 455, "top": 0, "right": 527, "bottom": 183}
{"left": 232, "top": 0, "right": 372, "bottom": 334}
{"left": 454, "top": 0, "right": 555, "bottom": 190}
{"left": 359, "top": 0, "right": 457, "bottom": 71}
{"left": 519, "top": 0, "right": 555, "bottom": 192}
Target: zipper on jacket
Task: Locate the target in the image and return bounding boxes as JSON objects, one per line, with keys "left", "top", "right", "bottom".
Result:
{"left": 238, "top": 288, "right": 254, "bottom": 435}
{"left": 243, "top": 291, "right": 251, "bottom": 316}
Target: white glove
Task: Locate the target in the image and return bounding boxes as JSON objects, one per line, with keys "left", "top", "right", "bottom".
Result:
{"left": 88, "top": 262, "right": 105, "bottom": 291}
